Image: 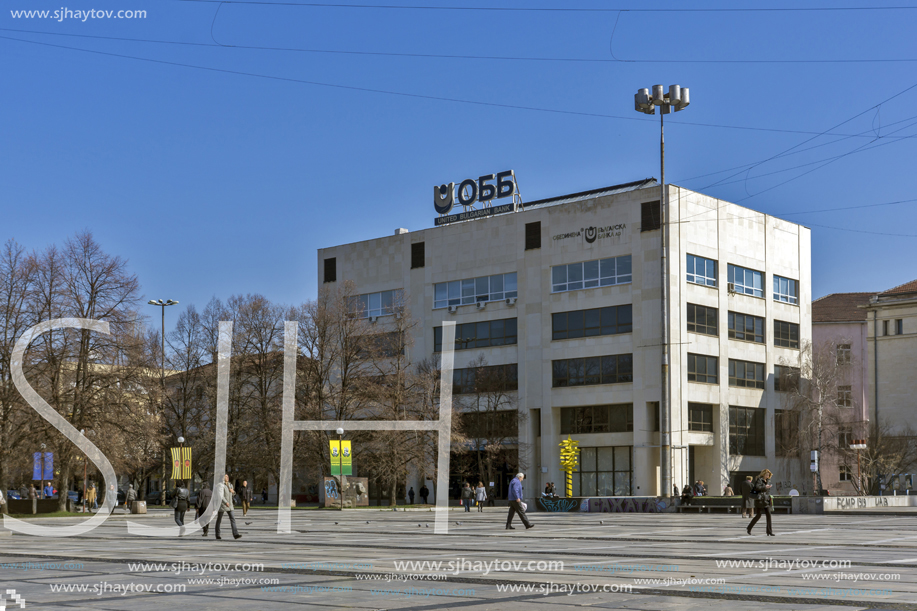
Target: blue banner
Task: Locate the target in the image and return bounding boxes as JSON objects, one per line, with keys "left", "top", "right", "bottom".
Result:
{"left": 33, "top": 452, "right": 41, "bottom": 480}
{"left": 43, "top": 452, "right": 54, "bottom": 480}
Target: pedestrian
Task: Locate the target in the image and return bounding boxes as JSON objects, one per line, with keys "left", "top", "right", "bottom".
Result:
{"left": 87, "top": 483, "right": 97, "bottom": 510}
{"left": 19, "top": 484, "right": 28, "bottom": 499}
{"left": 107, "top": 484, "right": 117, "bottom": 511}
{"left": 680, "top": 483, "right": 693, "bottom": 507}
{"left": 125, "top": 484, "right": 136, "bottom": 512}
{"left": 487, "top": 487, "right": 496, "bottom": 507}
{"left": 723, "top": 484, "right": 734, "bottom": 496}
{"left": 741, "top": 475, "right": 754, "bottom": 518}
{"left": 240, "top": 480, "right": 252, "bottom": 516}
{"left": 419, "top": 484, "right": 429, "bottom": 504}
{"left": 475, "top": 481, "right": 487, "bottom": 512}
{"left": 408, "top": 487, "right": 415, "bottom": 504}
{"left": 673, "top": 483, "right": 679, "bottom": 497}
{"left": 747, "top": 469, "right": 775, "bottom": 537}
{"left": 461, "top": 482, "right": 473, "bottom": 512}
{"left": 261, "top": 488, "right": 268, "bottom": 504}
{"left": 173, "top": 484, "right": 190, "bottom": 528}
{"left": 197, "top": 481, "right": 213, "bottom": 537}
{"left": 44, "top": 483, "right": 54, "bottom": 498}
{"left": 216, "top": 474, "right": 241, "bottom": 540}
{"left": 506, "top": 473, "right": 533, "bottom": 530}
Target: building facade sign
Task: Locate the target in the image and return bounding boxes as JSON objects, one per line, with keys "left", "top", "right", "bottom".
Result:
{"left": 552, "top": 224, "right": 627, "bottom": 244}
{"left": 434, "top": 170, "right": 518, "bottom": 225}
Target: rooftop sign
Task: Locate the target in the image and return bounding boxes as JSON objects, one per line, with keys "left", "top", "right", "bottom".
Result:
{"left": 434, "top": 170, "right": 520, "bottom": 226}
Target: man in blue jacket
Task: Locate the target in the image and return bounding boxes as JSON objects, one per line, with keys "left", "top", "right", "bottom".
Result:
{"left": 506, "top": 472, "right": 534, "bottom": 530}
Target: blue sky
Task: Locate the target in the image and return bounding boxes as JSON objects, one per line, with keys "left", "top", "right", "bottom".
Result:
{"left": 3, "top": 1, "right": 916, "bottom": 332}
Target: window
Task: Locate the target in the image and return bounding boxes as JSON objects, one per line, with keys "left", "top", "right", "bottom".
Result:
{"left": 775, "top": 409, "right": 797, "bottom": 457}
{"left": 729, "top": 406, "right": 765, "bottom": 456}
{"left": 641, "top": 200, "right": 661, "bottom": 232}
{"left": 686, "top": 254, "right": 717, "bottom": 287}
{"left": 364, "top": 331, "right": 405, "bottom": 357}
{"left": 525, "top": 221, "right": 541, "bottom": 250}
{"left": 838, "top": 385, "right": 853, "bottom": 407}
{"left": 838, "top": 427, "right": 853, "bottom": 448}
{"left": 552, "top": 304, "right": 633, "bottom": 340}
{"left": 773, "top": 275, "right": 799, "bottom": 304}
{"left": 433, "top": 318, "right": 517, "bottom": 352}
{"left": 728, "top": 264, "right": 764, "bottom": 297}
{"left": 728, "top": 312, "right": 765, "bottom": 343}
{"left": 839, "top": 465, "right": 852, "bottom": 482}
{"left": 462, "top": 410, "right": 518, "bottom": 439}
{"left": 882, "top": 320, "right": 889, "bottom": 336}
{"left": 560, "top": 405, "right": 633, "bottom": 434}
{"left": 688, "top": 403, "right": 714, "bottom": 432}
{"left": 649, "top": 401, "right": 660, "bottom": 433}
{"left": 896, "top": 319, "right": 904, "bottom": 335}
{"left": 552, "top": 256, "right": 632, "bottom": 293}
{"left": 687, "top": 303, "right": 718, "bottom": 336}
{"left": 836, "top": 343, "right": 852, "bottom": 364}
{"left": 323, "top": 257, "right": 336, "bottom": 283}
{"left": 552, "top": 354, "right": 633, "bottom": 387}
{"left": 453, "top": 364, "right": 518, "bottom": 395}
{"left": 774, "top": 365, "right": 800, "bottom": 392}
{"left": 411, "top": 242, "right": 425, "bottom": 269}
{"left": 774, "top": 320, "right": 800, "bottom": 349}
{"left": 729, "top": 359, "right": 765, "bottom": 389}
{"left": 570, "top": 446, "right": 633, "bottom": 496}
{"left": 434, "top": 272, "right": 517, "bottom": 308}
{"left": 687, "top": 354, "right": 718, "bottom": 384}
{"left": 347, "top": 289, "right": 402, "bottom": 319}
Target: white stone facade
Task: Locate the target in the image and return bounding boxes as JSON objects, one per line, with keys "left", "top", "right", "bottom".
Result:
{"left": 317, "top": 181, "right": 812, "bottom": 498}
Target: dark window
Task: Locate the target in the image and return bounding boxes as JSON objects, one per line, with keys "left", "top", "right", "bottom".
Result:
{"left": 688, "top": 403, "right": 713, "bottom": 432}
{"left": 552, "top": 354, "right": 633, "bottom": 387}
{"left": 525, "top": 221, "right": 541, "bottom": 250}
{"left": 687, "top": 353, "right": 718, "bottom": 384}
{"left": 462, "top": 410, "right": 518, "bottom": 439}
{"left": 728, "top": 311, "right": 765, "bottom": 343}
{"left": 774, "top": 320, "right": 799, "bottom": 349}
{"left": 433, "top": 318, "right": 517, "bottom": 352}
{"left": 323, "top": 257, "right": 336, "bottom": 283}
{"left": 411, "top": 242, "right": 425, "bottom": 269}
{"left": 687, "top": 303, "right": 718, "bottom": 336}
{"left": 641, "top": 200, "right": 661, "bottom": 232}
{"left": 728, "top": 359, "right": 765, "bottom": 389}
{"left": 774, "top": 365, "right": 800, "bottom": 392}
{"left": 560, "top": 404, "right": 633, "bottom": 434}
{"left": 838, "top": 385, "right": 852, "bottom": 407}
{"left": 775, "top": 409, "right": 797, "bottom": 457}
{"left": 896, "top": 319, "right": 904, "bottom": 335}
{"left": 882, "top": 320, "right": 889, "bottom": 336}
{"left": 552, "top": 304, "right": 632, "bottom": 340}
{"left": 364, "top": 331, "right": 404, "bottom": 357}
{"left": 649, "top": 401, "right": 660, "bottom": 432}
{"left": 451, "top": 363, "right": 518, "bottom": 395}
{"left": 729, "top": 406, "right": 765, "bottom": 456}
{"left": 570, "top": 446, "right": 633, "bottom": 496}
{"left": 836, "top": 343, "right": 851, "bottom": 364}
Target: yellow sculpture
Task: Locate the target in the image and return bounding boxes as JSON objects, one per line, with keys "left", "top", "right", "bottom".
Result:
{"left": 559, "top": 436, "right": 580, "bottom": 497}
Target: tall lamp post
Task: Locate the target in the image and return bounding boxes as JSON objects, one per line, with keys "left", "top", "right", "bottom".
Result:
{"left": 148, "top": 299, "right": 179, "bottom": 505}
{"left": 634, "top": 84, "right": 690, "bottom": 499}
{"left": 336, "top": 427, "right": 344, "bottom": 511}
{"left": 177, "top": 436, "right": 185, "bottom": 489}
{"left": 850, "top": 439, "right": 867, "bottom": 496}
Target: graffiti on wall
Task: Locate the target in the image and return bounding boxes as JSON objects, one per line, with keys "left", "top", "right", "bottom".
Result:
{"left": 583, "top": 497, "right": 670, "bottom": 513}
{"left": 536, "top": 498, "right": 579, "bottom": 512}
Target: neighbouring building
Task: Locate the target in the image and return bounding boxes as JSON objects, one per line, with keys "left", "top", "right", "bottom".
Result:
{"left": 318, "top": 177, "right": 812, "bottom": 501}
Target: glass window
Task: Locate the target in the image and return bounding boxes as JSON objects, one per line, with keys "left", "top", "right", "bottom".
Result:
{"left": 838, "top": 385, "right": 853, "bottom": 407}
{"left": 728, "top": 359, "right": 766, "bottom": 389}
{"left": 836, "top": 344, "right": 852, "bottom": 364}
{"left": 434, "top": 273, "right": 517, "bottom": 309}
{"left": 570, "top": 445, "right": 632, "bottom": 496}
{"left": 552, "top": 304, "right": 633, "bottom": 340}
{"left": 774, "top": 320, "right": 800, "bottom": 349}
{"left": 687, "top": 353, "right": 718, "bottom": 384}
{"left": 773, "top": 275, "right": 799, "bottom": 304}
{"left": 686, "top": 254, "right": 717, "bottom": 287}
{"left": 729, "top": 406, "right": 765, "bottom": 456}
{"left": 687, "top": 303, "right": 718, "bottom": 336}
{"left": 434, "top": 318, "right": 518, "bottom": 352}
{"left": 552, "top": 354, "right": 632, "bottom": 387}
{"left": 688, "top": 403, "right": 714, "bottom": 432}
{"left": 349, "top": 290, "right": 402, "bottom": 319}
{"left": 452, "top": 364, "right": 518, "bottom": 395}
{"left": 728, "top": 311, "right": 765, "bottom": 343}
{"left": 728, "top": 264, "right": 764, "bottom": 298}
{"left": 774, "top": 365, "right": 800, "bottom": 392}
{"left": 552, "top": 255, "right": 632, "bottom": 293}
{"left": 560, "top": 405, "right": 633, "bottom": 434}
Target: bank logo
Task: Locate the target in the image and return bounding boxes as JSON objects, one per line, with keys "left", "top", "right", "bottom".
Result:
{"left": 1, "top": 589, "right": 25, "bottom": 610}
{"left": 583, "top": 227, "right": 597, "bottom": 243}
{"left": 434, "top": 183, "right": 455, "bottom": 215}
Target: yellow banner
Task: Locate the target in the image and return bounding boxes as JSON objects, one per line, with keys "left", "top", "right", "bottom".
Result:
{"left": 330, "top": 440, "right": 341, "bottom": 475}
{"left": 341, "top": 440, "right": 352, "bottom": 475}
{"left": 170, "top": 447, "right": 192, "bottom": 480}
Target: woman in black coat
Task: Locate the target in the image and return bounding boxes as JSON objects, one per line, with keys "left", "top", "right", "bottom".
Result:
{"left": 746, "top": 469, "right": 774, "bottom": 536}
{"left": 173, "top": 486, "right": 190, "bottom": 527}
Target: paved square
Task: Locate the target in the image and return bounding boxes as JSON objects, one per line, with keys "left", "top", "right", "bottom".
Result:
{"left": 2, "top": 507, "right": 916, "bottom": 610}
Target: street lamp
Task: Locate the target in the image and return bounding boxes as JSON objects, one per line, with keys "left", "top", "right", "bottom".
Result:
{"left": 634, "top": 84, "right": 690, "bottom": 500}
{"left": 40, "top": 443, "right": 46, "bottom": 500}
{"left": 148, "top": 299, "right": 179, "bottom": 505}
{"left": 336, "top": 427, "right": 344, "bottom": 511}
{"left": 80, "top": 429, "right": 87, "bottom": 513}
{"left": 850, "top": 439, "right": 867, "bottom": 496}
{"left": 177, "top": 436, "right": 185, "bottom": 489}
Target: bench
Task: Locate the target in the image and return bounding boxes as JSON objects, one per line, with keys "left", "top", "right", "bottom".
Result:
{"left": 677, "top": 496, "right": 793, "bottom": 514}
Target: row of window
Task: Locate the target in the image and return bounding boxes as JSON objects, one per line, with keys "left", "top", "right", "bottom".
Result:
{"left": 688, "top": 355, "right": 786, "bottom": 389}
{"left": 552, "top": 256, "right": 633, "bottom": 293}
{"left": 452, "top": 364, "right": 518, "bottom": 395}
{"left": 434, "top": 273, "right": 518, "bottom": 309}
{"left": 688, "top": 303, "right": 800, "bottom": 348}
{"left": 433, "top": 318, "right": 518, "bottom": 352}
{"left": 552, "top": 354, "right": 634, "bottom": 387}
{"left": 687, "top": 254, "right": 800, "bottom": 304}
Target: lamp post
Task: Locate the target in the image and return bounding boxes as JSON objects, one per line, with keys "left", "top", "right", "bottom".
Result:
{"left": 80, "top": 429, "right": 87, "bottom": 513}
{"left": 39, "top": 442, "right": 46, "bottom": 500}
{"left": 336, "top": 428, "right": 345, "bottom": 511}
{"left": 850, "top": 439, "right": 867, "bottom": 496}
{"left": 148, "top": 298, "right": 179, "bottom": 505}
{"left": 177, "top": 436, "right": 185, "bottom": 489}
{"left": 634, "top": 84, "right": 690, "bottom": 499}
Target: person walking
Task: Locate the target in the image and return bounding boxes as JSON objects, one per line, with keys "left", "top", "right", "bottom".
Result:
{"left": 487, "top": 487, "right": 496, "bottom": 507}
{"left": 240, "top": 480, "right": 252, "bottom": 516}
{"left": 19, "top": 484, "right": 28, "bottom": 500}
{"left": 87, "top": 483, "right": 97, "bottom": 510}
{"left": 173, "top": 484, "right": 190, "bottom": 528}
{"left": 408, "top": 487, "right": 415, "bottom": 504}
{"left": 741, "top": 475, "right": 754, "bottom": 518}
{"left": 474, "top": 481, "right": 487, "bottom": 512}
{"left": 506, "top": 473, "right": 533, "bottom": 530}
{"left": 261, "top": 488, "right": 268, "bottom": 504}
{"left": 747, "top": 469, "right": 775, "bottom": 537}
{"left": 215, "top": 474, "right": 241, "bottom": 540}
{"left": 419, "top": 484, "right": 429, "bottom": 504}
{"left": 125, "top": 484, "right": 136, "bottom": 512}
{"left": 196, "top": 482, "right": 213, "bottom": 537}
{"left": 461, "top": 483, "right": 473, "bottom": 512}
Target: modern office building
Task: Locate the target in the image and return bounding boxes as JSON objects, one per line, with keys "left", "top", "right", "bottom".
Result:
{"left": 317, "top": 177, "right": 811, "bottom": 499}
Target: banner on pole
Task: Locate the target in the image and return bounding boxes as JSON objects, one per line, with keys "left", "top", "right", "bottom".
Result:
{"left": 329, "top": 441, "right": 341, "bottom": 476}
{"left": 33, "top": 452, "right": 41, "bottom": 480}
{"left": 341, "top": 440, "right": 352, "bottom": 476}
{"left": 170, "top": 447, "right": 192, "bottom": 479}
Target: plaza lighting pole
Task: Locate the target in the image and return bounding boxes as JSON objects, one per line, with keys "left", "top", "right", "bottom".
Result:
{"left": 634, "top": 85, "right": 690, "bottom": 499}
{"left": 850, "top": 440, "right": 867, "bottom": 496}
{"left": 336, "top": 428, "right": 344, "bottom": 511}
{"left": 148, "top": 299, "right": 179, "bottom": 505}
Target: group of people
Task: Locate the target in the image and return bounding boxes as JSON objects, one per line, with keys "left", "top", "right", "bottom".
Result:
{"left": 460, "top": 482, "right": 490, "bottom": 512}
{"left": 677, "top": 470, "right": 775, "bottom": 536}
{"left": 406, "top": 485, "right": 430, "bottom": 504}
{"left": 542, "top": 482, "right": 558, "bottom": 498}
